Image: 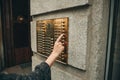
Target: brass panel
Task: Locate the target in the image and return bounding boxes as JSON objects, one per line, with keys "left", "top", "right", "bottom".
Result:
{"left": 36, "top": 17, "right": 68, "bottom": 64}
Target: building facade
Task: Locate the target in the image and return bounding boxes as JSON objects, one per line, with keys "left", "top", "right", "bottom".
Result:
{"left": 30, "top": 0, "right": 110, "bottom": 80}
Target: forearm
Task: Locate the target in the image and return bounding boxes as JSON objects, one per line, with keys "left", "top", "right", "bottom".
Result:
{"left": 45, "top": 52, "right": 58, "bottom": 67}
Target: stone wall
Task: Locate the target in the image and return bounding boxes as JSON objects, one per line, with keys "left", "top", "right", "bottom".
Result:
{"left": 30, "top": 0, "right": 110, "bottom": 80}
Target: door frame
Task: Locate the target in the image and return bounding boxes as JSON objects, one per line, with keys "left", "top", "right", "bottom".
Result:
{"left": 0, "top": 0, "right": 5, "bottom": 70}
{"left": 1, "top": 0, "right": 15, "bottom": 67}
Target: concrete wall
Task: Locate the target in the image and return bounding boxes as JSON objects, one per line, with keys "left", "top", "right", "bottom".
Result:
{"left": 30, "top": 0, "right": 110, "bottom": 80}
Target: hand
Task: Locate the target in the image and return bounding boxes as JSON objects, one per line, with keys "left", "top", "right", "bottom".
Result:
{"left": 45, "top": 34, "right": 65, "bottom": 67}
{"left": 51, "top": 34, "right": 65, "bottom": 57}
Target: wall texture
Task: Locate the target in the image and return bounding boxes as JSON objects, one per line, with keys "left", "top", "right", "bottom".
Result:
{"left": 30, "top": 0, "right": 110, "bottom": 80}
{"left": 30, "top": 0, "right": 89, "bottom": 15}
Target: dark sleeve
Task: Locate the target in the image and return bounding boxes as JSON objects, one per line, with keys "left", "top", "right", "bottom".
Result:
{"left": 0, "top": 73, "right": 17, "bottom": 80}
{"left": 0, "top": 62, "right": 51, "bottom": 80}
{"left": 28, "top": 62, "right": 51, "bottom": 80}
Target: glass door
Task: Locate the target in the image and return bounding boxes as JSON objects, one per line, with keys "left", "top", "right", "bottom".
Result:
{"left": 105, "top": 0, "right": 120, "bottom": 80}
{"left": 111, "top": 0, "right": 120, "bottom": 79}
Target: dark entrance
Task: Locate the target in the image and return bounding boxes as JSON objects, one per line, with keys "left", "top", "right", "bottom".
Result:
{"left": 12, "top": 0, "right": 32, "bottom": 65}
{"left": 1, "top": 0, "right": 32, "bottom": 67}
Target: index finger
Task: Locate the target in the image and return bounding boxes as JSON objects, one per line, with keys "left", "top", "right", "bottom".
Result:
{"left": 56, "top": 34, "right": 64, "bottom": 42}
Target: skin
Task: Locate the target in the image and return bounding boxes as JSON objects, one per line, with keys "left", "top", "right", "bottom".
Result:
{"left": 45, "top": 34, "right": 65, "bottom": 67}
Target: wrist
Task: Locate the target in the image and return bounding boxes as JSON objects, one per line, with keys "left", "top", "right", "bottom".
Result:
{"left": 51, "top": 52, "right": 59, "bottom": 58}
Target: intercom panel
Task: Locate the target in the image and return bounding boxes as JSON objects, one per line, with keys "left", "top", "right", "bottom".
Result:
{"left": 36, "top": 17, "right": 68, "bottom": 64}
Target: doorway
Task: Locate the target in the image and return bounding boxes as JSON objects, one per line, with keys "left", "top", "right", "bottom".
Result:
{"left": 12, "top": 0, "right": 32, "bottom": 65}
{"left": 1, "top": 0, "right": 32, "bottom": 67}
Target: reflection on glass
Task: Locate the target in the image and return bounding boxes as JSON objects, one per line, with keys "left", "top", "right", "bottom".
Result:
{"left": 112, "top": 1, "right": 120, "bottom": 80}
